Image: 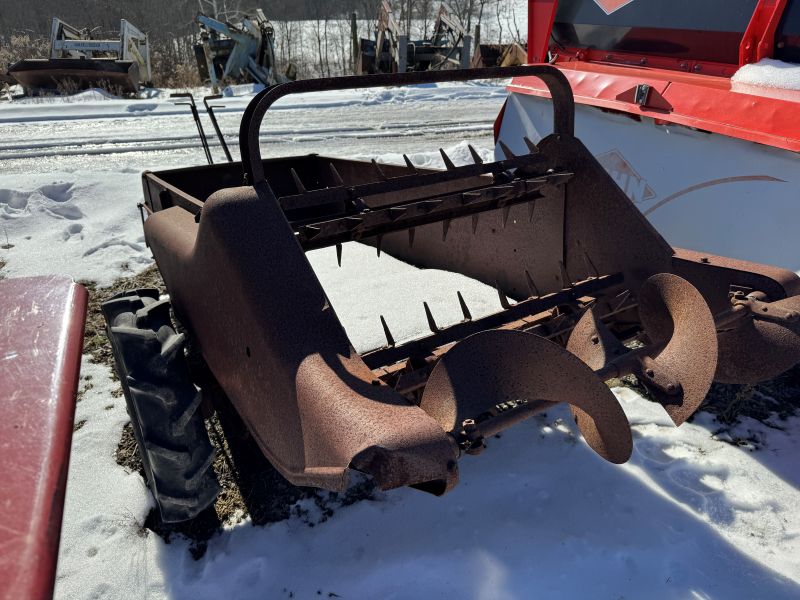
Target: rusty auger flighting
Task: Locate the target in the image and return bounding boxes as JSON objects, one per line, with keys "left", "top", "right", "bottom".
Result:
{"left": 104, "top": 65, "right": 800, "bottom": 523}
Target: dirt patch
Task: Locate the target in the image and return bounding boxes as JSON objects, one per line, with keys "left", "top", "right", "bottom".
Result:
{"left": 701, "top": 367, "right": 800, "bottom": 426}
{"left": 620, "top": 367, "right": 800, "bottom": 430}
{"left": 79, "top": 265, "right": 164, "bottom": 368}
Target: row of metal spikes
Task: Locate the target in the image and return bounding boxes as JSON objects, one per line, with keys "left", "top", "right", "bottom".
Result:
{"left": 373, "top": 257, "right": 605, "bottom": 351}
{"left": 286, "top": 137, "right": 538, "bottom": 196}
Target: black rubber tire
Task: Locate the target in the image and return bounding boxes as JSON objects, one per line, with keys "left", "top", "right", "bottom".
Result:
{"left": 102, "top": 288, "right": 219, "bottom": 523}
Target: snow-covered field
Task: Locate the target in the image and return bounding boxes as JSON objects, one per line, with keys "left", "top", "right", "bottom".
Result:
{"left": 2, "top": 82, "right": 799, "bottom": 599}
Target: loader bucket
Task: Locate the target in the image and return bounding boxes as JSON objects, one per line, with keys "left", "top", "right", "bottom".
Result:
{"left": 136, "top": 65, "right": 800, "bottom": 502}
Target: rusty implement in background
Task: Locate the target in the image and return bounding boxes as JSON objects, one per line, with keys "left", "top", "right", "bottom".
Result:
{"left": 115, "top": 65, "right": 800, "bottom": 523}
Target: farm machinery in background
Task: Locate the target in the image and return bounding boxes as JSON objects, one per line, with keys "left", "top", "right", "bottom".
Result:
{"left": 470, "top": 34, "right": 527, "bottom": 68}
{"left": 355, "top": 2, "right": 472, "bottom": 74}
{"left": 105, "top": 65, "right": 800, "bottom": 523}
{"left": 194, "top": 9, "right": 294, "bottom": 92}
{"left": 8, "top": 17, "right": 151, "bottom": 95}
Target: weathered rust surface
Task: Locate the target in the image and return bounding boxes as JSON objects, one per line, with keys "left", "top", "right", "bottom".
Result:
{"left": 568, "top": 274, "right": 717, "bottom": 425}
{"left": 419, "top": 329, "right": 632, "bottom": 463}
{"left": 8, "top": 58, "right": 140, "bottom": 94}
{"left": 145, "top": 187, "right": 459, "bottom": 493}
{"left": 0, "top": 276, "right": 87, "bottom": 600}
{"left": 136, "top": 64, "right": 800, "bottom": 497}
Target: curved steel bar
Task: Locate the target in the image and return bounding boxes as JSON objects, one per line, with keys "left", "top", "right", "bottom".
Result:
{"left": 239, "top": 65, "right": 575, "bottom": 187}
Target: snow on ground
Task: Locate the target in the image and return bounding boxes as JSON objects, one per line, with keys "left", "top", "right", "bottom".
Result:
{"left": 2, "top": 82, "right": 799, "bottom": 599}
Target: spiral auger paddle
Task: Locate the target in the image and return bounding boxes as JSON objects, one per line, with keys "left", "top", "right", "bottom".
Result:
{"left": 567, "top": 274, "right": 718, "bottom": 426}
{"left": 419, "top": 329, "right": 633, "bottom": 464}
{"left": 714, "top": 292, "right": 800, "bottom": 385}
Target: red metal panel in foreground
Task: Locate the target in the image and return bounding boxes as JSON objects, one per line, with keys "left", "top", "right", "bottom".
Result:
{"left": 0, "top": 276, "right": 88, "bottom": 600}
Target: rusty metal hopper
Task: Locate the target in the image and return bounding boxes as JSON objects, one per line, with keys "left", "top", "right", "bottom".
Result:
{"left": 120, "top": 65, "right": 800, "bottom": 521}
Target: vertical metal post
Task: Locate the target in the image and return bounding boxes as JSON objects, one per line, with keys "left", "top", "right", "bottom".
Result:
{"left": 204, "top": 94, "right": 233, "bottom": 162}
{"left": 171, "top": 93, "right": 214, "bottom": 165}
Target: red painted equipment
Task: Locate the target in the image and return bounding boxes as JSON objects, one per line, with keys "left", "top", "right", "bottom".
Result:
{"left": 498, "top": 0, "right": 800, "bottom": 271}
{"left": 0, "top": 275, "right": 87, "bottom": 600}
{"left": 516, "top": 0, "right": 800, "bottom": 150}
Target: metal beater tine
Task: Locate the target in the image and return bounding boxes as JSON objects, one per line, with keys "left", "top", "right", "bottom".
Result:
{"left": 328, "top": 162, "right": 345, "bottom": 186}
{"left": 423, "top": 302, "right": 440, "bottom": 332}
{"left": 403, "top": 154, "right": 418, "bottom": 173}
{"left": 471, "top": 214, "right": 480, "bottom": 234}
{"left": 376, "top": 235, "right": 383, "bottom": 257}
{"left": 457, "top": 291, "right": 472, "bottom": 321}
{"left": 290, "top": 168, "right": 306, "bottom": 193}
{"left": 523, "top": 137, "right": 539, "bottom": 154}
{"left": 442, "top": 219, "right": 451, "bottom": 242}
{"left": 495, "top": 281, "right": 512, "bottom": 309}
{"left": 380, "top": 315, "right": 395, "bottom": 347}
{"left": 528, "top": 199, "right": 536, "bottom": 222}
{"left": 302, "top": 225, "right": 322, "bottom": 240}
{"left": 408, "top": 227, "right": 416, "bottom": 248}
{"left": 502, "top": 205, "right": 511, "bottom": 228}
{"left": 498, "top": 140, "right": 516, "bottom": 159}
{"left": 467, "top": 144, "right": 484, "bottom": 165}
{"left": 439, "top": 148, "right": 457, "bottom": 170}
{"left": 336, "top": 243, "right": 343, "bottom": 267}
{"left": 613, "top": 289, "right": 631, "bottom": 313}
{"left": 525, "top": 270, "right": 540, "bottom": 297}
{"left": 559, "top": 261, "right": 572, "bottom": 288}
{"left": 583, "top": 251, "right": 599, "bottom": 278}
{"left": 371, "top": 159, "right": 388, "bottom": 180}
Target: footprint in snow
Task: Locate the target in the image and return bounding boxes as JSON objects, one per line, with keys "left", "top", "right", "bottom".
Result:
{"left": 62, "top": 223, "right": 84, "bottom": 241}
{"left": 83, "top": 238, "right": 144, "bottom": 257}
{"left": 38, "top": 182, "right": 74, "bottom": 203}
{"left": 0, "top": 188, "right": 32, "bottom": 214}
{"left": 45, "top": 202, "right": 84, "bottom": 220}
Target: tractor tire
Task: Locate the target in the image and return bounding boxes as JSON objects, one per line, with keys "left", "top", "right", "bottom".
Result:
{"left": 102, "top": 288, "right": 219, "bottom": 523}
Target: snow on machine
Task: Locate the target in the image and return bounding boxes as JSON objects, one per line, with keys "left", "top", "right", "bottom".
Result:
{"left": 496, "top": 0, "right": 800, "bottom": 271}
{"left": 104, "top": 65, "right": 800, "bottom": 523}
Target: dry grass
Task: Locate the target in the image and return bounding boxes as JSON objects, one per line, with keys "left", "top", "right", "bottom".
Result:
{"left": 619, "top": 368, "right": 800, "bottom": 434}
{"left": 78, "top": 265, "right": 164, "bottom": 367}
{"left": 0, "top": 33, "right": 49, "bottom": 68}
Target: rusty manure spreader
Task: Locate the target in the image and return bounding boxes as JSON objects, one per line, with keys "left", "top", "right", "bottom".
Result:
{"left": 102, "top": 65, "right": 800, "bottom": 523}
